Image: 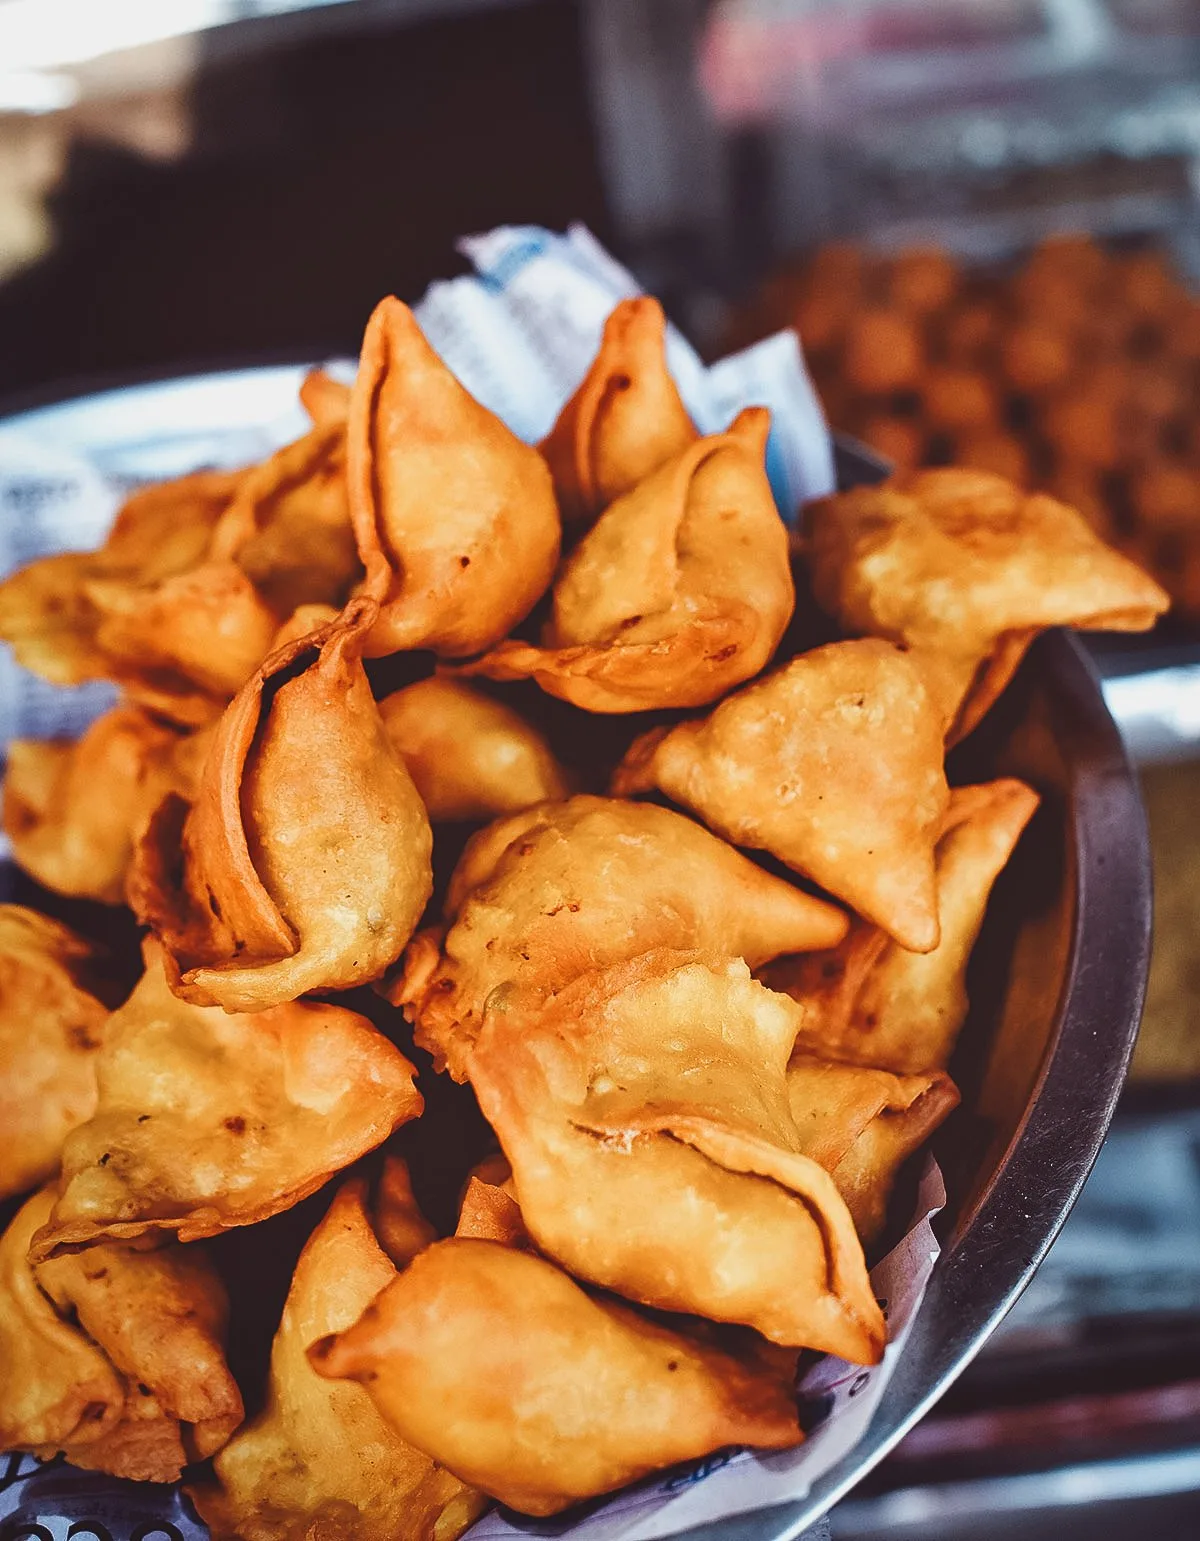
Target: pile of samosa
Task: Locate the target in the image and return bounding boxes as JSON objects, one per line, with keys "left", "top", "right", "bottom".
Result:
{"left": 0, "top": 290, "right": 1168, "bottom": 1536}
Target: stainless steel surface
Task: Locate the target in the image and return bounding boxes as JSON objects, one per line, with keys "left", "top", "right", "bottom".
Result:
{"left": 0, "top": 371, "right": 1155, "bottom": 1540}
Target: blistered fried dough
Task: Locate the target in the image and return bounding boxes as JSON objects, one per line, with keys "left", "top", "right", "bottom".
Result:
{"left": 83, "top": 560, "right": 281, "bottom": 724}
{"left": 299, "top": 367, "right": 352, "bottom": 428}
{"left": 468, "top": 954, "right": 884, "bottom": 1359}
{"left": 191, "top": 1179, "right": 484, "bottom": 1541}
{"left": 31, "top": 941, "right": 422, "bottom": 1255}
{"left": 209, "top": 421, "right": 361, "bottom": 614}
{"left": 540, "top": 296, "right": 698, "bottom": 526}
{"left": 4, "top": 706, "right": 210, "bottom": 906}
{"left": 464, "top": 408, "right": 794, "bottom": 712}
{"left": 786, "top": 1057, "right": 958, "bottom": 1244}
{"left": 0, "top": 1188, "right": 242, "bottom": 1483}
{"left": 311, "top": 1234, "right": 802, "bottom": 1517}
{"left": 36, "top": 1233, "right": 242, "bottom": 1465}
{"left": 130, "top": 601, "right": 433, "bottom": 1011}
{"left": 379, "top": 677, "right": 570, "bottom": 822}
{"left": 767, "top": 780, "right": 1040, "bottom": 1074}
{"left": 807, "top": 470, "right": 1169, "bottom": 741}
{"left": 0, "top": 1188, "right": 124, "bottom": 1461}
{"left": 348, "top": 296, "right": 561, "bottom": 658}
{"left": 455, "top": 1156, "right": 531, "bottom": 1250}
{"left": 396, "top": 795, "right": 848, "bottom": 1079}
{"left": 0, "top": 469, "right": 241, "bottom": 689}
{"left": 0, "top": 907, "right": 112, "bottom": 1200}
{"left": 614, "top": 640, "right": 949, "bottom": 951}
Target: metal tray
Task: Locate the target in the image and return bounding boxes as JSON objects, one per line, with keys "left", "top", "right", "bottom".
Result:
{"left": 0, "top": 371, "right": 1154, "bottom": 1541}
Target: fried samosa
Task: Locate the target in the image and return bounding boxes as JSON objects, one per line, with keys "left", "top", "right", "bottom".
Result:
{"left": 0, "top": 468, "right": 241, "bottom": 690}
{"left": 614, "top": 640, "right": 949, "bottom": 951}
{"left": 4, "top": 705, "right": 211, "bottom": 906}
{"left": 455, "top": 1158, "right": 531, "bottom": 1250}
{"left": 467, "top": 953, "right": 884, "bottom": 1360}
{"left": 463, "top": 407, "right": 794, "bottom": 712}
{"left": 208, "top": 420, "right": 361, "bottom": 615}
{"left": 298, "top": 367, "right": 352, "bottom": 428}
{"left": 31, "top": 940, "right": 422, "bottom": 1255}
{"left": 807, "top": 469, "right": 1170, "bottom": 740}
{"left": 0, "top": 1187, "right": 242, "bottom": 1482}
{"left": 191, "top": 1178, "right": 484, "bottom": 1541}
{"left": 540, "top": 296, "right": 698, "bottom": 526}
{"left": 311, "top": 1233, "right": 803, "bottom": 1517}
{"left": 347, "top": 296, "right": 561, "bottom": 658}
{"left": 374, "top": 1153, "right": 438, "bottom": 1270}
{"left": 0, "top": 906, "right": 113, "bottom": 1201}
{"left": 378, "top": 676, "right": 570, "bottom": 821}
{"left": 130, "top": 600, "right": 433, "bottom": 1011}
{"left": 786, "top": 1056, "right": 958, "bottom": 1244}
{"left": 396, "top": 795, "right": 848, "bottom": 1079}
{"left": 82, "top": 559, "right": 281, "bottom": 725}
{"left": 766, "top": 780, "right": 1041, "bottom": 1073}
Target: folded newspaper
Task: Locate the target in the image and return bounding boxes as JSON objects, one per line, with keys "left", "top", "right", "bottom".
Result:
{"left": 0, "top": 225, "right": 941, "bottom": 1541}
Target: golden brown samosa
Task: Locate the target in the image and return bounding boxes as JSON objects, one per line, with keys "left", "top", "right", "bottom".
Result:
{"left": 379, "top": 676, "right": 570, "bottom": 821}
{"left": 130, "top": 600, "right": 433, "bottom": 1011}
{"left": 31, "top": 940, "right": 422, "bottom": 1256}
{"left": 299, "top": 367, "right": 352, "bottom": 428}
{"left": 208, "top": 420, "right": 361, "bottom": 615}
{"left": 0, "top": 468, "right": 241, "bottom": 690}
{"left": 310, "top": 1233, "right": 803, "bottom": 1517}
{"left": 82, "top": 559, "right": 281, "bottom": 725}
{"left": 464, "top": 407, "right": 794, "bottom": 712}
{"left": 786, "top": 1056, "right": 959, "bottom": 1244}
{"left": 191, "top": 1178, "right": 485, "bottom": 1541}
{"left": 766, "top": 779, "right": 1041, "bottom": 1073}
{"left": 396, "top": 795, "right": 847, "bottom": 1079}
{"left": 373, "top": 1153, "right": 438, "bottom": 1270}
{"left": 0, "top": 906, "right": 113, "bottom": 1201}
{"left": 540, "top": 296, "right": 697, "bottom": 526}
{"left": 347, "top": 296, "right": 561, "bottom": 658}
{"left": 613, "top": 640, "right": 949, "bottom": 951}
{"left": 467, "top": 953, "right": 884, "bottom": 1360}
{"left": 806, "top": 469, "right": 1170, "bottom": 740}
{"left": 0, "top": 1187, "right": 242, "bottom": 1482}
{"left": 4, "top": 705, "right": 211, "bottom": 906}
{"left": 455, "top": 1160, "right": 531, "bottom": 1250}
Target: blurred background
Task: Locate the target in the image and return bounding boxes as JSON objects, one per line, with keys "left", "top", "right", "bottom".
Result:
{"left": 2, "top": 2, "right": 1200, "bottom": 1537}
